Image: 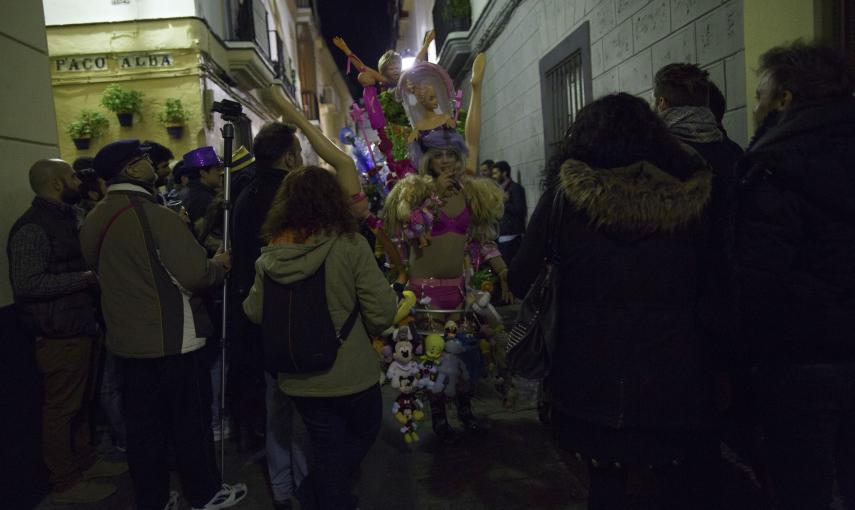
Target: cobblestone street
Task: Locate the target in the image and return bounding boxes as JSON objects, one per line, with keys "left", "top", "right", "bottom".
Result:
{"left": 34, "top": 380, "right": 589, "bottom": 510}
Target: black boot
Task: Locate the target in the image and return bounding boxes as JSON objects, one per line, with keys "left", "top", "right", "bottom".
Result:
{"left": 456, "top": 394, "right": 487, "bottom": 434}
{"left": 430, "top": 399, "right": 457, "bottom": 444}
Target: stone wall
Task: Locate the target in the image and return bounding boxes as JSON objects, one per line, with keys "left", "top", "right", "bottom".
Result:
{"left": 0, "top": 3, "right": 61, "bottom": 306}
{"left": 471, "top": 0, "right": 746, "bottom": 211}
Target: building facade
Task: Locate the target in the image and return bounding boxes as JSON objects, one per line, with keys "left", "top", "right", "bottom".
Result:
{"left": 43, "top": 0, "right": 353, "bottom": 164}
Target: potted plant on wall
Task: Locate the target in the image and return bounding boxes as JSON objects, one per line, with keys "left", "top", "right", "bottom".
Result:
{"left": 100, "top": 84, "right": 144, "bottom": 127}
{"left": 158, "top": 98, "right": 189, "bottom": 139}
{"left": 67, "top": 109, "right": 110, "bottom": 150}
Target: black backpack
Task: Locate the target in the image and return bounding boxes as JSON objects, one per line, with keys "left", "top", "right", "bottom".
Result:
{"left": 261, "top": 262, "right": 360, "bottom": 374}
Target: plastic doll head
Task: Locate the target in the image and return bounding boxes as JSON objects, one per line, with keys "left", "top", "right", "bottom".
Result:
{"left": 408, "top": 81, "right": 439, "bottom": 111}
{"left": 424, "top": 334, "right": 445, "bottom": 360}
{"left": 378, "top": 50, "right": 402, "bottom": 84}
{"left": 397, "top": 62, "right": 454, "bottom": 129}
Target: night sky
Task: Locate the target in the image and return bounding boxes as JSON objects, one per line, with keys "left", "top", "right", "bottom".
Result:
{"left": 316, "top": 0, "right": 396, "bottom": 101}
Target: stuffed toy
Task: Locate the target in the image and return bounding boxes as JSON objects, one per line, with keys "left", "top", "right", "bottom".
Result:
{"left": 386, "top": 338, "right": 420, "bottom": 390}
{"left": 418, "top": 333, "right": 448, "bottom": 394}
{"left": 392, "top": 388, "right": 425, "bottom": 443}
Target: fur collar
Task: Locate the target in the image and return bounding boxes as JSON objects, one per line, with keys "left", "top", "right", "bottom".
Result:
{"left": 559, "top": 159, "right": 713, "bottom": 233}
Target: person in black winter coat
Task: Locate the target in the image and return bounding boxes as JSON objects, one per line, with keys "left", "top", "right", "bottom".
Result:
{"left": 735, "top": 42, "right": 855, "bottom": 510}
{"left": 509, "top": 93, "right": 728, "bottom": 510}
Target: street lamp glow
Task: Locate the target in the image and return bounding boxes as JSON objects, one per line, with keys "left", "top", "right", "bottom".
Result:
{"left": 401, "top": 57, "right": 415, "bottom": 71}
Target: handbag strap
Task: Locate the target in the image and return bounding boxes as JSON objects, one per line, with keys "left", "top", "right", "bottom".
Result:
{"left": 545, "top": 190, "right": 566, "bottom": 263}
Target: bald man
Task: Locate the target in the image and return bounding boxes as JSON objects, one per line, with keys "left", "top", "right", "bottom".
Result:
{"left": 7, "top": 159, "right": 125, "bottom": 504}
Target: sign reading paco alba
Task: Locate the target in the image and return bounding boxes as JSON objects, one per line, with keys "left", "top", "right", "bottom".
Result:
{"left": 54, "top": 53, "right": 174, "bottom": 72}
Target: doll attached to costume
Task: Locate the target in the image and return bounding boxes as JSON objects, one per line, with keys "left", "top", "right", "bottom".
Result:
{"left": 417, "top": 333, "right": 448, "bottom": 394}
{"left": 392, "top": 377, "right": 425, "bottom": 444}
{"left": 332, "top": 32, "right": 435, "bottom": 186}
{"left": 386, "top": 338, "right": 420, "bottom": 391}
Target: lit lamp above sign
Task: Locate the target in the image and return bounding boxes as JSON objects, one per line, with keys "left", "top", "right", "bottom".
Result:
{"left": 54, "top": 53, "right": 174, "bottom": 73}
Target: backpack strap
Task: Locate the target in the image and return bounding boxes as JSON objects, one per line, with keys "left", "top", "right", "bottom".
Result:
{"left": 336, "top": 300, "right": 362, "bottom": 344}
{"left": 96, "top": 199, "right": 138, "bottom": 262}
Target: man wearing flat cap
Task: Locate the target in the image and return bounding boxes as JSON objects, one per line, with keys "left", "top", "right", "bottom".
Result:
{"left": 79, "top": 140, "right": 247, "bottom": 510}
{"left": 182, "top": 146, "right": 223, "bottom": 224}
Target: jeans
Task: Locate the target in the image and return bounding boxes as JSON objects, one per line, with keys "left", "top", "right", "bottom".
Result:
{"left": 99, "top": 350, "right": 126, "bottom": 448}
{"left": 36, "top": 336, "right": 96, "bottom": 491}
{"left": 292, "top": 385, "right": 382, "bottom": 510}
{"left": 755, "top": 362, "right": 855, "bottom": 510}
{"left": 266, "top": 373, "right": 308, "bottom": 502}
{"left": 121, "top": 348, "right": 221, "bottom": 510}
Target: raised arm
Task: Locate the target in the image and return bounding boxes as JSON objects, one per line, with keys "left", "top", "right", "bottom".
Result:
{"left": 278, "top": 97, "right": 364, "bottom": 209}
{"left": 465, "top": 53, "right": 486, "bottom": 175}
{"left": 332, "top": 36, "right": 385, "bottom": 84}
{"left": 415, "top": 30, "right": 435, "bottom": 62}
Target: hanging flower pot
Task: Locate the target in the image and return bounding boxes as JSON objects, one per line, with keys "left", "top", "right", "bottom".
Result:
{"left": 159, "top": 98, "right": 190, "bottom": 139}
{"left": 67, "top": 109, "right": 109, "bottom": 151}
{"left": 73, "top": 137, "right": 92, "bottom": 150}
{"left": 165, "top": 123, "right": 184, "bottom": 139}
{"left": 117, "top": 112, "right": 134, "bottom": 127}
{"left": 101, "top": 84, "right": 143, "bottom": 127}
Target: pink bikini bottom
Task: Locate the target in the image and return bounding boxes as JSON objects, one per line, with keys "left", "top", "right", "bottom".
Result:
{"left": 409, "top": 276, "right": 465, "bottom": 311}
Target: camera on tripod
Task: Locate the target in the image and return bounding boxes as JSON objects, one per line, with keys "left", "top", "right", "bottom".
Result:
{"left": 211, "top": 99, "right": 244, "bottom": 119}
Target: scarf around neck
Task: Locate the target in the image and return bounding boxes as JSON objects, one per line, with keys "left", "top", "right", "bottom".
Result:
{"left": 659, "top": 106, "right": 723, "bottom": 144}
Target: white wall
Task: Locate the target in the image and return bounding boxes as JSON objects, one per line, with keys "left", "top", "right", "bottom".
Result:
{"left": 1, "top": 3, "right": 62, "bottom": 306}
{"left": 473, "top": 0, "right": 746, "bottom": 209}
{"left": 43, "top": 0, "right": 196, "bottom": 25}
{"left": 398, "top": 0, "right": 437, "bottom": 61}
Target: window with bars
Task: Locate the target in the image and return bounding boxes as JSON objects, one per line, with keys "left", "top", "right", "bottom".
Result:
{"left": 539, "top": 22, "right": 592, "bottom": 161}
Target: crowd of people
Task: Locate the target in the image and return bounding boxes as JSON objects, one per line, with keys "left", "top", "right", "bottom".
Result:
{"left": 6, "top": 40, "right": 855, "bottom": 510}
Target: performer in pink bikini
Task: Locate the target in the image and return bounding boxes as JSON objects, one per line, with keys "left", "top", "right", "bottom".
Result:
{"left": 384, "top": 54, "right": 508, "bottom": 442}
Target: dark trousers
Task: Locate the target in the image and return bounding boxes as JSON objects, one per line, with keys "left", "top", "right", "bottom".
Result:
{"left": 121, "top": 348, "right": 221, "bottom": 510}
{"left": 756, "top": 362, "right": 855, "bottom": 510}
{"left": 292, "top": 384, "right": 382, "bottom": 510}
{"left": 36, "top": 336, "right": 96, "bottom": 491}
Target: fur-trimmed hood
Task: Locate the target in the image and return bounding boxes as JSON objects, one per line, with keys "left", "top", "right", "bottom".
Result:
{"left": 559, "top": 158, "right": 713, "bottom": 233}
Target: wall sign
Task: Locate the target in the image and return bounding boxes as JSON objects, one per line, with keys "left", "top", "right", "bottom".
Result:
{"left": 118, "top": 54, "right": 174, "bottom": 69}
{"left": 55, "top": 56, "right": 109, "bottom": 72}
{"left": 54, "top": 53, "right": 174, "bottom": 73}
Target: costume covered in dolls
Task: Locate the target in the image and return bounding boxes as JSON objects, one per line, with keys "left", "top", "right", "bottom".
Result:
{"left": 381, "top": 54, "right": 499, "bottom": 443}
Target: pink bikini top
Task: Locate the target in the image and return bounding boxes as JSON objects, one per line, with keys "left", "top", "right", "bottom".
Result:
{"left": 432, "top": 205, "right": 471, "bottom": 236}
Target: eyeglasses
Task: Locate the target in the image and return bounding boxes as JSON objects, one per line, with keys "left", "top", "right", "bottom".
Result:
{"left": 126, "top": 153, "right": 152, "bottom": 168}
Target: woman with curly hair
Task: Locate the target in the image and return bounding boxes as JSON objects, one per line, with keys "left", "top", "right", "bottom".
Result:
{"left": 242, "top": 166, "right": 397, "bottom": 510}
{"left": 510, "top": 93, "right": 730, "bottom": 509}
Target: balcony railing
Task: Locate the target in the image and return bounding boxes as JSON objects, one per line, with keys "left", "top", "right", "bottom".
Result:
{"left": 227, "top": 0, "right": 296, "bottom": 97}
{"left": 432, "top": 0, "right": 472, "bottom": 51}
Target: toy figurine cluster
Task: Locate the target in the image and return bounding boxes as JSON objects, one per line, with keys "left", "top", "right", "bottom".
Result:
{"left": 376, "top": 290, "right": 511, "bottom": 444}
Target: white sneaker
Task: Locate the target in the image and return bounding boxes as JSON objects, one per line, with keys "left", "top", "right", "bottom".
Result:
{"left": 191, "top": 483, "right": 247, "bottom": 509}
{"left": 163, "top": 491, "right": 180, "bottom": 510}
